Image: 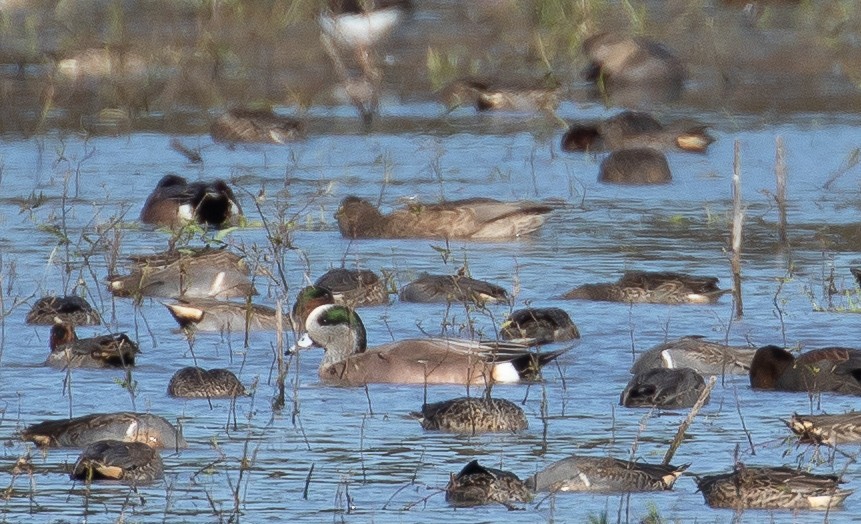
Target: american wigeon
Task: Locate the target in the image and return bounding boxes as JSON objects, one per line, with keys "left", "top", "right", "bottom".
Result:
{"left": 445, "top": 460, "right": 533, "bottom": 508}
{"left": 21, "top": 412, "right": 186, "bottom": 449}
{"left": 410, "top": 397, "right": 527, "bottom": 433}
{"left": 140, "top": 174, "right": 242, "bottom": 229}
{"left": 164, "top": 298, "right": 279, "bottom": 332}
{"left": 620, "top": 367, "right": 707, "bottom": 408}
{"left": 786, "top": 412, "right": 861, "bottom": 447}
{"left": 528, "top": 455, "right": 687, "bottom": 493}
{"left": 47, "top": 321, "right": 139, "bottom": 368}
{"left": 109, "top": 247, "right": 256, "bottom": 300}
{"left": 582, "top": 32, "right": 685, "bottom": 103}
{"left": 398, "top": 273, "right": 508, "bottom": 305}
{"left": 210, "top": 108, "right": 303, "bottom": 144}
{"left": 167, "top": 366, "right": 246, "bottom": 398}
{"left": 562, "top": 271, "right": 729, "bottom": 304}
{"left": 319, "top": 0, "right": 411, "bottom": 50}
{"left": 499, "top": 307, "right": 580, "bottom": 344}
{"left": 749, "top": 345, "right": 861, "bottom": 394}
{"left": 445, "top": 79, "right": 560, "bottom": 112}
{"left": 598, "top": 148, "right": 672, "bottom": 185}
{"left": 630, "top": 336, "right": 757, "bottom": 376}
{"left": 561, "top": 111, "right": 713, "bottom": 153}
{"left": 295, "top": 304, "right": 569, "bottom": 386}
{"left": 315, "top": 268, "right": 389, "bottom": 307}
{"left": 71, "top": 440, "right": 164, "bottom": 484}
{"left": 335, "top": 196, "right": 555, "bottom": 240}
{"left": 26, "top": 295, "right": 101, "bottom": 326}
{"left": 696, "top": 465, "right": 851, "bottom": 510}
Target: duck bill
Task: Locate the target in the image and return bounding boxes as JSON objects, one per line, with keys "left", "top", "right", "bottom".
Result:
{"left": 287, "top": 332, "right": 318, "bottom": 355}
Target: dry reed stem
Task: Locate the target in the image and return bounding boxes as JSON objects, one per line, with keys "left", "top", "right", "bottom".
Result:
{"left": 775, "top": 136, "right": 788, "bottom": 247}
{"left": 662, "top": 375, "right": 716, "bottom": 466}
{"left": 731, "top": 140, "right": 744, "bottom": 319}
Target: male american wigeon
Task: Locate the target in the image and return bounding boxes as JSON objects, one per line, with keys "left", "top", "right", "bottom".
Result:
{"left": 167, "top": 366, "right": 246, "bottom": 398}
{"left": 598, "top": 148, "right": 672, "bottom": 185}
{"left": 294, "top": 304, "right": 569, "bottom": 386}
{"left": 561, "top": 111, "right": 714, "bottom": 153}
{"left": 71, "top": 440, "right": 164, "bottom": 484}
{"left": 47, "top": 321, "right": 139, "bottom": 368}
{"left": 445, "top": 460, "right": 533, "bottom": 508}
{"left": 210, "top": 108, "right": 303, "bottom": 144}
{"left": 445, "top": 79, "right": 560, "bottom": 112}
{"left": 398, "top": 273, "right": 508, "bottom": 305}
{"left": 109, "top": 247, "right": 256, "bottom": 300}
{"left": 786, "top": 412, "right": 861, "bottom": 447}
{"left": 582, "top": 32, "right": 685, "bottom": 104}
{"left": 499, "top": 307, "right": 580, "bottom": 344}
{"left": 26, "top": 295, "right": 101, "bottom": 326}
{"left": 315, "top": 268, "right": 389, "bottom": 307}
{"left": 749, "top": 345, "right": 861, "bottom": 395}
{"left": 528, "top": 455, "right": 687, "bottom": 493}
{"left": 411, "top": 397, "right": 527, "bottom": 433}
{"left": 140, "top": 174, "right": 242, "bottom": 229}
{"left": 21, "top": 412, "right": 186, "bottom": 449}
{"left": 630, "top": 336, "right": 757, "bottom": 376}
{"left": 562, "top": 270, "right": 729, "bottom": 305}
{"left": 335, "top": 196, "right": 555, "bottom": 240}
{"left": 620, "top": 367, "right": 707, "bottom": 409}
{"left": 696, "top": 464, "right": 851, "bottom": 510}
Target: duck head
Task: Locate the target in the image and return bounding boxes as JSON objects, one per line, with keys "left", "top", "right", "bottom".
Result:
{"left": 335, "top": 196, "right": 385, "bottom": 238}
{"left": 50, "top": 320, "right": 78, "bottom": 351}
{"left": 294, "top": 304, "right": 368, "bottom": 368}
{"left": 749, "top": 345, "right": 795, "bottom": 389}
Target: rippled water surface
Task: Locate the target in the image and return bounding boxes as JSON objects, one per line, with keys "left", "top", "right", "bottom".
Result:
{"left": 4, "top": 1, "right": 861, "bottom": 523}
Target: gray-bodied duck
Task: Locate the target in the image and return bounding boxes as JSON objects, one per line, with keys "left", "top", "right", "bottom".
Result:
{"left": 109, "top": 247, "right": 256, "bottom": 300}
{"left": 411, "top": 397, "right": 527, "bottom": 433}
{"left": 445, "top": 460, "right": 533, "bottom": 508}
{"left": 140, "top": 174, "right": 242, "bottom": 229}
{"left": 631, "top": 336, "right": 757, "bottom": 376}
{"left": 167, "top": 367, "right": 246, "bottom": 398}
{"left": 528, "top": 455, "right": 688, "bottom": 493}
{"left": 295, "top": 304, "right": 569, "bottom": 386}
{"left": 21, "top": 412, "right": 186, "bottom": 449}
{"left": 26, "top": 295, "right": 101, "bottom": 326}
{"left": 787, "top": 412, "right": 861, "bottom": 447}
{"left": 562, "top": 270, "right": 729, "bottom": 305}
{"left": 315, "top": 268, "right": 389, "bottom": 307}
{"left": 46, "top": 321, "right": 139, "bottom": 368}
{"left": 749, "top": 345, "right": 861, "bottom": 395}
{"left": 210, "top": 108, "right": 303, "bottom": 144}
{"left": 71, "top": 440, "right": 164, "bottom": 484}
{"left": 499, "top": 307, "right": 580, "bottom": 344}
{"left": 399, "top": 272, "right": 508, "bottom": 305}
{"left": 165, "top": 298, "right": 279, "bottom": 332}
{"left": 445, "top": 79, "right": 560, "bottom": 112}
{"left": 335, "top": 196, "right": 555, "bottom": 240}
{"left": 620, "top": 367, "right": 707, "bottom": 409}
{"left": 696, "top": 464, "right": 852, "bottom": 510}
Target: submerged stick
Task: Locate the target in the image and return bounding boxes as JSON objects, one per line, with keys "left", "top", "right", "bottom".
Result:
{"left": 731, "top": 140, "right": 744, "bottom": 319}
{"left": 662, "top": 375, "right": 716, "bottom": 465}
{"left": 775, "top": 136, "right": 788, "bottom": 247}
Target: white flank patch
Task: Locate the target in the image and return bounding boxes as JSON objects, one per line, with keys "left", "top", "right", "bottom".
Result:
{"left": 491, "top": 362, "right": 520, "bottom": 383}
{"left": 208, "top": 272, "right": 226, "bottom": 296}
{"left": 177, "top": 203, "right": 194, "bottom": 221}
{"left": 578, "top": 472, "right": 592, "bottom": 488}
{"left": 807, "top": 495, "right": 838, "bottom": 509}
{"left": 661, "top": 349, "right": 676, "bottom": 369}
{"left": 686, "top": 293, "right": 709, "bottom": 304}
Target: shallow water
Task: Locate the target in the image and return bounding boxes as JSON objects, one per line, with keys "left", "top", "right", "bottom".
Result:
{"left": 3, "top": 1, "right": 861, "bottom": 523}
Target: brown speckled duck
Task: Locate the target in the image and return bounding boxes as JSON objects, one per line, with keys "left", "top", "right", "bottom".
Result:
{"left": 499, "top": 307, "right": 580, "bottom": 344}
{"left": 445, "top": 460, "right": 533, "bottom": 508}
{"left": 71, "top": 440, "right": 164, "bottom": 484}
{"left": 398, "top": 272, "right": 508, "bottom": 305}
{"left": 598, "top": 148, "right": 672, "bottom": 185}
{"left": 140, "top": 174, "right": 242, "bottom": 229}
{"left": 445, "top": 79, "right": 559, "bottom": 112}
{"left": 335, "top": 196, "right": 555, "bottom": 240}
{"left": 620, "top": 367, "right": 707, "bottom": 409}
{"left": 697, "top": 464, "right": 851, "bottom": 510}
{"left": 786, "top": 412, "right": 861, "bottom": 447}
{"left": 210, "top": 108, "right": 303, "bottom": 144}
{"left": 411, "top": 397, "right": 527, "bottom": 433}
{"left": 26, "top": 295, "right": 101, "bottom": 326}
{"left": 563, "top": 271, "right": 728, "bottom": 305}
{"left": 167, "top": 367, "right": 246, "bottom": 398}
{"left": 315, "top": 268, "right": 389, "bottom": 307}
